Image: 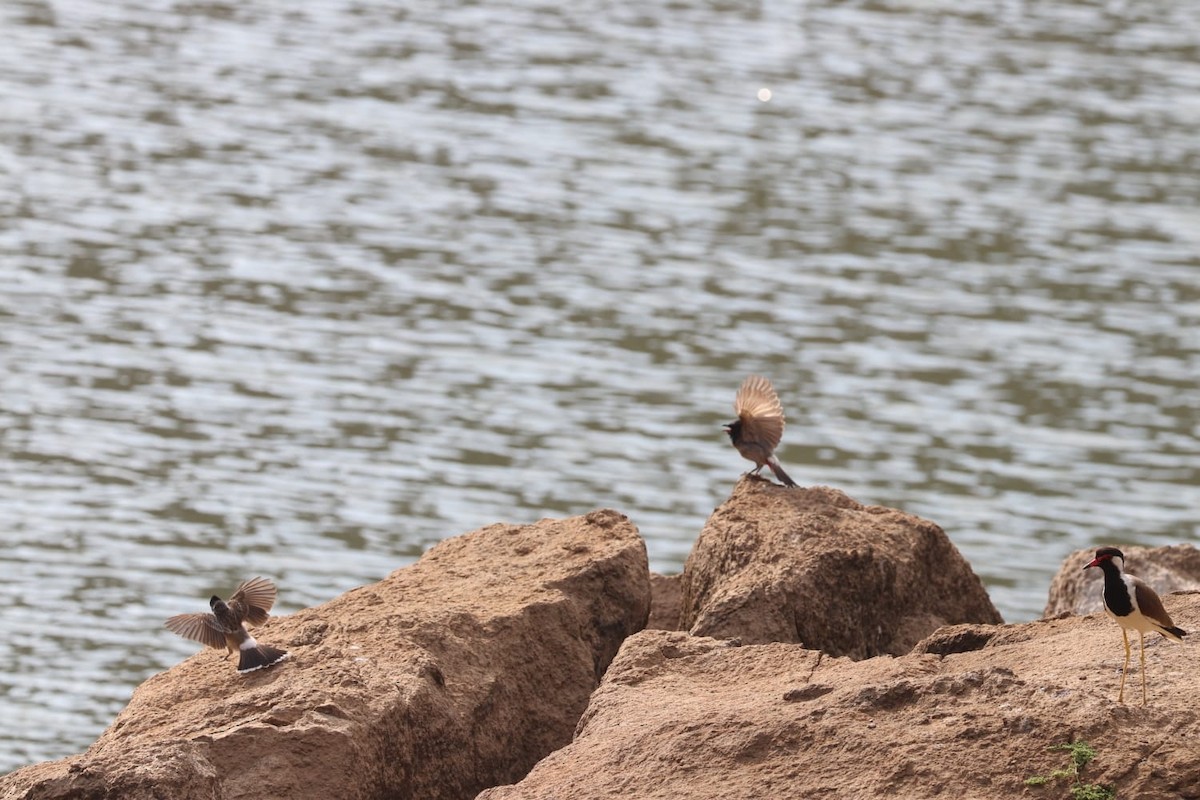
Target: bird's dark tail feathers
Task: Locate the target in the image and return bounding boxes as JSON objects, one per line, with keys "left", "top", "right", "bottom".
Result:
{"left": 767, "top": 457, "right": 798, "bottom": 488}
{"left": 237, "top": 642, "right": 289, "bottom": 673}
{"left": 1161, "top": 625, "right": 1187, "bottom": 641}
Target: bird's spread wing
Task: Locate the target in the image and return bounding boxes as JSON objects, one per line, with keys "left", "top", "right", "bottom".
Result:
{"left": 1133, "top": 578, "right": 1179, "bottom": 634}
{"left": 164, "top": 613, "right": 228, "bottom": 649}
{"left": 734, "top": 375, "right": 785, "bottom": 452}
{"left": 229, "top": 576, "right": 277, "bottom": 626}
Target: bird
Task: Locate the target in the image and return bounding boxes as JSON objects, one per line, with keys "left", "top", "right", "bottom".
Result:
{"left": 165, "top": 576, "right": 289, "bottom": 674}
{"left": 1083, "top": 546, "right": 1186, "bottom": 705}
{"left": 724, "top": 375, "right": 797, "bottom": 488}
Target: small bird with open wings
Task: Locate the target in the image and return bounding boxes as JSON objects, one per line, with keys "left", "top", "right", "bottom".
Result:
{"left": 724, "top": 375, "right": 798, "bottom": 488}
{"left": 165, "top": 576, "right": 289, "bottom": 674}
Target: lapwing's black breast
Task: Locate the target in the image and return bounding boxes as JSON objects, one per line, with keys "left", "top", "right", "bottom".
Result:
{"left": 1101, "top": 569, "right": 1134, "bottom": 617}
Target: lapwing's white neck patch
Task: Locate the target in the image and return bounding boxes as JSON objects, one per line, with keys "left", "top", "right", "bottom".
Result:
{"left": 1122, "top": 575, "right": 1139, "bottom": 609}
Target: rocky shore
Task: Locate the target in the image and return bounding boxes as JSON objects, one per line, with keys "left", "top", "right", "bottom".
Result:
{"left": 3, "top": 479, "right": 1198, "bottom": 799}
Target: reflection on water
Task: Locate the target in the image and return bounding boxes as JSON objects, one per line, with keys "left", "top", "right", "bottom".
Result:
{"left": 2, "top": 0, "right": 1198, "bottom": 775}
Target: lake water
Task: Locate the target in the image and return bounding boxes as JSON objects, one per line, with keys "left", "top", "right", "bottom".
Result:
{"left": 2, "top": 0, "right": 1198, "bottom": 775}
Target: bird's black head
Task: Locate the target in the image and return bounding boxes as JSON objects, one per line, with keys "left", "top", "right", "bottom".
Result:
{"left": 209, "top": 595, "right": 224, "bottom": 610}
{"left": 1083, "top": 546, "right": 1124, "bottom": 571}
{"left": 723, "top": 419, "right": 741, "bottom": 442}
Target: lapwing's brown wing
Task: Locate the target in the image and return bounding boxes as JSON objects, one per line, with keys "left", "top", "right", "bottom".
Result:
{"left": 1133, "top": 578, "right": 1185, "bottom": 640}
{"left": 164, "top": 613, "right": 228, "bottom": 649}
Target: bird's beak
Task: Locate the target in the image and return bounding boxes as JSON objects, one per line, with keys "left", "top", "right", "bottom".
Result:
{"left": 1082, "top": 559, "right": 1100, "bottom": 571}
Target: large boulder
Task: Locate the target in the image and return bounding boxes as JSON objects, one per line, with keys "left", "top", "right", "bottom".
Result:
{"left": 479, "top": 596, "right": 1200, "bottom": 800}
{"left": 680, "top": 478, "right": 1001, "bottom": 658}
{"left": 1045, "top": 544, "right": 1200, "bottom": 617}
{"left": 0, "top": 510, "right": 650, "bottom": 800}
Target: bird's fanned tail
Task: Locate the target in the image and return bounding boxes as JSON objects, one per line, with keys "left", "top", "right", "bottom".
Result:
{"left": 237, "top": 641, "right": 290, "bottom": 673}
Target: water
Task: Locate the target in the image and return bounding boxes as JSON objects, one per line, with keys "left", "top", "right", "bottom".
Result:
{"left": 2, "top": 0, "right": 1198, "bottom": 775}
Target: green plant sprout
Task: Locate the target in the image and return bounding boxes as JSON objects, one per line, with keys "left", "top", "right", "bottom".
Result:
{"left": 1024, "top": 741, "right": 1114, "bottom": 800}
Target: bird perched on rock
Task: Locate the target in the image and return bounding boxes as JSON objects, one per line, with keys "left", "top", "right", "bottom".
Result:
{"left": 1084, "top": 547, "right": 1186, "bottom": 705}
{"left": 724, "top": 375, "right": 797, "bottom": 488}
{"left": 165, "top": 576, "right": 289, "bottom": 674}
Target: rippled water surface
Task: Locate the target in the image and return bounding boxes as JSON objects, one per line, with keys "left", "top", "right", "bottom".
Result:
{"left": 2, "top": 0, "right": 1198, "bottom": 774}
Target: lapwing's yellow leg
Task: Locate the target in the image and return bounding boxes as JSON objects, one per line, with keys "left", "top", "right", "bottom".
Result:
{"left": 1139, "top": 631, "right": 1148, "bottom": 706}
{"left": 1118, "top": 628, "right": 1131, "bottom": 704}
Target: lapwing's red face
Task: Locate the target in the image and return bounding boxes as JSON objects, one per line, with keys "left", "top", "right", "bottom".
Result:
{"left": 1083, "top": 547, "right": 1124, "bottom": 570}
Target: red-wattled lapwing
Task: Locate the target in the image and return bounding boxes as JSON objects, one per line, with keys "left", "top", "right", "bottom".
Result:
{"left": 724, "top": 375, "right": 798, "bottom": 488}
{"left": 165, "top": 576, "right": 290, "bottom": 674}
{"left": 1083, "top": 547, "right": 1186, "bottom": 705}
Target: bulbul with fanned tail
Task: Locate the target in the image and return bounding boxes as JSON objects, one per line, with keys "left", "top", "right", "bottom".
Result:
{"left": 165, "top": 576, "right": 289, "bottom": 674}
{"left": 1084, "top": 547, "right": 1186, "bottom": 705}
{"left": 724, "top": 375, "right": 798, "bottom": 488}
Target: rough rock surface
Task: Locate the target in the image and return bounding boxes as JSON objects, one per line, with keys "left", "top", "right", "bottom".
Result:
{"left": 1045, "top": 544, "right": 1200, "bottom": 618}
{"left": 0, "top": 510, "right": 650, "bottom": 800}
{"left": 481, "top": 596, "right": 1200, "bottom": 800}
{"left": 680, "top": 477, "right": 1002, "bottom": 658}
{"left": 646, "top": 572, "right": 682, "bottom": 631}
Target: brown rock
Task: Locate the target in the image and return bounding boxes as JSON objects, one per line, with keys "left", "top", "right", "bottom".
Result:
{"left": 645, "top": 572, "right": 682, "bottom": 631}
{"left": 0, "top": 510, "right": 650, "bottom": 800}
{"left": 480, "top": 595, "right": 1200, "bottom": 800}
{"left": 680, "top": 478, "right": 1001, "bottom": 658}
{"left": 1045, "top": 544, "right": 1200, "bottom": 618}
